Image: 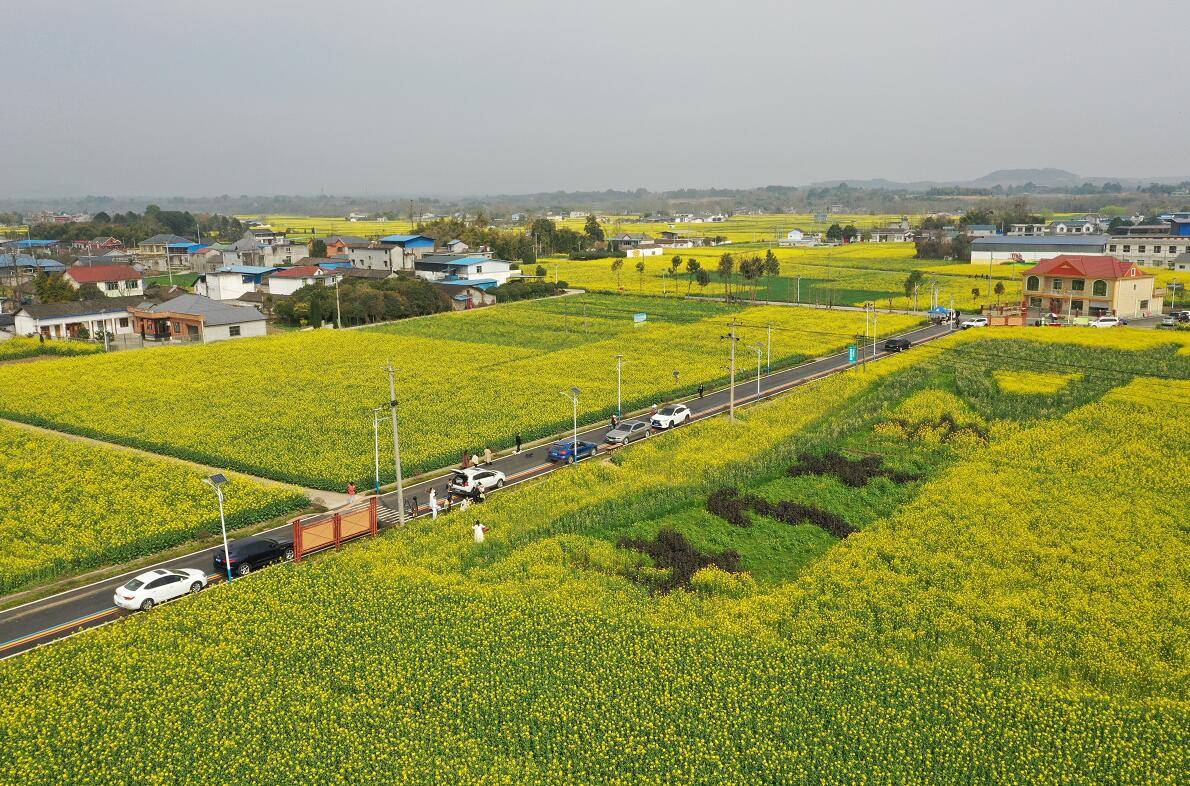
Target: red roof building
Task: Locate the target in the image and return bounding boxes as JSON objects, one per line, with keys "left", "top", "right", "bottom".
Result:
{"left": 1021, "top": 255, "right": 1160, "bottom": 320}
{"left": 64, "top": 264, "right": 145, "bottom": 298}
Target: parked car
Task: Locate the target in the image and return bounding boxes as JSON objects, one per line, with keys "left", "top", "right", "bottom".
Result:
{"left": 960, "top": 317, "right": 988, "bottom": 329}
{"left": 604, "top": 419, "right": 651, "bottom": 445}
{"left": 447, "top": 467, "right": 506, "bottom": 496}
{"left": 114, "top": 568, "right": 207, "bottom": 612}
{"left": 547, "top": 439, "right": 599, "bottom": 462}
{"left": 883, "top": 337, "right": 911, "bottom": 352}
{"left": 1160, "top": 314, "right": 1178, "bottom": 327}
{"left": 650, "top": 403, "right": 692, "bottom": 429}
{"left": 1172, "top": 310, "right": 1190, "bottom": 323}
{"left": 1090, "top": 315, "right": 1121, "bottom": 328}
{"left": 213, "top": 535, "right": 295, "bottom": 577}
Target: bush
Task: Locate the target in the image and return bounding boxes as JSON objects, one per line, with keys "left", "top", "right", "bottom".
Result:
{"left": 618, "top": 528, "right": 742, "bottom": 592}
{"left": 491, "top": 280, "right": 568, "bottom": 303}
{"left": 569, "top": 249, "right": 625, "bottom": 261}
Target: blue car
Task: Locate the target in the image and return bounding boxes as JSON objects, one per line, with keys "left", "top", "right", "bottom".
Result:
{"left": 548, "top": 440, "right": 599, "bottom": 462}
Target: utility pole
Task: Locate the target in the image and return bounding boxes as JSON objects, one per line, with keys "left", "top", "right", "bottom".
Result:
{"left": 751, "top": 345, "right": 762, "bottom": 399}
{"left": 765, "top": 323, "right": 771, "bottom": 370}
{"left": 871, "top": 311, "right": 878, "bottom": 360}
{"left": 372, "top": 407, "right": 383, "bottom": 496}
{"left": 384, "top": 362, "right": 405, "bottom": 525}
{"left": 721, "top": 318, "right": 738, "bottom": 421}
{"left": 334, "top": 277, "right": 342, "bottom": 329}
{"left": 615, "top": 354, "right": 623, "bottom": 418}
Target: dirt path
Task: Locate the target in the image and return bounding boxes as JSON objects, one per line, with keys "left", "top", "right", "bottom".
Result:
{"left": 0, "top": 418, "right": 349, "bottom": 509}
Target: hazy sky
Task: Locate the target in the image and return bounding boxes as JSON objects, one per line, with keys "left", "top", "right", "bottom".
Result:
{"left": 4, "top": 0, "right": 1187, "bottom": 197}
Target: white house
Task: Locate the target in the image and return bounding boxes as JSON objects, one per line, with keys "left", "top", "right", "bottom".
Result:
{"left": 130, "top": 294, "right": 267, "bottom": 343}
{"left": 1049, "top": 220, "right": 1098, "bottom": 235}
{"left": 444, "top": 239, "right": 469, "bottom": 253}
{"left": 14, "top": 296, "right": 142, "bottom": 340}
{"left": 346, "top": 244, "right": 404, "bottom": 272}
{"left": 779, "top": 228, "right": 820, "bottom": 247}
{"left": 266, "top": 265, "right": 345, "bottom": 296}
{"left": 414, "top": 254, "right": 513, "bottom": 287}
{"left": 196, "top": 265, "right": 280, "bottom": 300}
{"left": 624, "top": 243, "right": 664, "bottom": 258}
{"left": 64, "top": 264, "right": 145, "bottom": 298}
{"left": 868, "top": 228, "right": 915, "bottom": 243}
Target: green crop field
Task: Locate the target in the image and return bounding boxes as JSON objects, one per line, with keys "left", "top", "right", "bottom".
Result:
{"left": 0, "top": 294, "right": 919, "bottom": 489}
{"left": 1, "top": 328, "right": 1186, "bottom": 784}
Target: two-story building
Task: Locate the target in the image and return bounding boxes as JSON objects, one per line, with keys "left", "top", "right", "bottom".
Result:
{"left": 320, "top": 235, "right": 368, "bottom": 258}
{"left": 346, "top": 244, "right": 405, "bottom": 272}
{"left": 64, "top": 264, "right": 145, "bottom": 298}
{"left": 1105, "top": 218, "right": 1190, "bottom": 269}
{"left": 136, "top": 234, "right": 193, "bottom": 269}
{"left": 196, "top": 265, "right": 281, "bottom": 300}
{"left": 1020, "top": 255, "right": 1160, "bottom": 320}
{"left": 377, "top": 234, "right": 436, "bottom": 269}
{"left": 413, "top": 254, "right": 513, "bottom": 288}
{"left": 971, "top": 234, "right": 1107, "bottom": 264}
{"left": 1048, "top": 219, "right": 1099, "bottom": 234}
{"left": 266, "top": 265, "right": 345, "bottom": 296}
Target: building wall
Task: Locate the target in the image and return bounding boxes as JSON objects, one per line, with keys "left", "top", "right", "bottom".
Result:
{"left": 14, "top": 312, "right": 134, "bottom": 338}
{"left": 625, "top": 246, "right": 664, "bottom": 257}
{"left": 348, "top": 248, "right": 395, "bottom": 271}
{"left": 201, "top": 273, "right": 257, "bottom": 301}
{"left": 1105, "top": 237, "right": 1190, "bottom": 269}
{"left": 202, "top": 320, "right": 267, "bottom": 342}
{"left": 70, "top": 277, "right": 144, "bottom": 298}
{"left": 267, "top": 275, "right": 339, "bottom": 296}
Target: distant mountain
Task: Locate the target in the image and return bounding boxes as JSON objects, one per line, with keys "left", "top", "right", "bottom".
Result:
{"left": 969, "top": 168, "right": 1081, "bottom": 187}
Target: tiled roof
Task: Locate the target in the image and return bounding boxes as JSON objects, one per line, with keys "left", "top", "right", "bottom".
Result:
{"left": 1022, "top": 255, "right": 1148, "bottom": 279}
{"left": 65, "top": 264, "right": 143, "bottom": 283}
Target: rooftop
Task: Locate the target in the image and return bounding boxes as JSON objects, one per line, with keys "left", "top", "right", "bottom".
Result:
{"left": 378, "top": 234, "right": 434, "bottom": 244}
{"left": 65, "top": 264, "right": 143, "bottom": 283}
{"left": 1021, "top": 255, "right": 1149, "bottom": 279}
{"left": 134, "top": 293, "right": 266, "bottom": 326}
{"left": 138, "top": 234, "right": 192, "bottom": 246}
{"left": 20, "top": 296, "right": 146, "bottom": 320}
{"left": 215, "top": 265, "right": 281, "bottom": 275}
{"left": 973, "top": 235, "right": 1107, "bottom": 247}
{"left": 272, "top": 265, "right": 339, "bottom": 278}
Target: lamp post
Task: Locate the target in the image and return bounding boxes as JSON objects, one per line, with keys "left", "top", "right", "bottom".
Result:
{"left": 371, "top": 407, "right": 383, "bottom": 496}
{"left": 765, "top": 323, "right": 771, "bottom": 370}
{"left": 384, "top": 362, "right": 406, "bottom": 525}
{"left": 560, "top": 387, "right": 580, "bottom": 463}
{"left": 750, "top": 345, "right": 763, "bottom": 399}
{"left": 204, "top": 473, "right": 232, "bottom": 583}
{"left": 720, "top": 318, "right": 738, "bottom": 421}
{"left": 615, "top": 354, "right": 624, "bottom": 418}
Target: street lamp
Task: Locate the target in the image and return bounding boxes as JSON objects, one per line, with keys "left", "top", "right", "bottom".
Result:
{"left": 384, "top": 362, "right": 406, "bottom": 525}
{"left": 750, "top": 345, "right": 763, "bottom": 399}
{"left": 560, "top": 387, "right": 580, "bottom": 463}
{"left": 371, "top": 407, "right": 383, "bottom": 496}
{"left": 204, "top": 473, "right": 232, "bottom": 583}
{"left": 615, "top": 354, "right": 624, "bottom": 418}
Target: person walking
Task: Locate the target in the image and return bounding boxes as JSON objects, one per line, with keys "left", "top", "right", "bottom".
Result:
{"left": 472, "top": 521, "right": 488, "bottom": 543}
{"left": 461, "top": 452, "right": 471, "bottom": 468}
{"left": 470, "top": 453, "right": 480, "bottom": 468}
{"left": 346, "top": 481, "right": 357, "bottom": 505}
{"left": 698, "top": 385, "right": 704, "bottom": 399}
{"left": 515, "top": 434, "right": 522, "bottom": 454}
{"left": 483, "top": 446, "right": 493, "bottom": 465}
{"left": 428, "top": 488, "right": 439, "bottom": 520}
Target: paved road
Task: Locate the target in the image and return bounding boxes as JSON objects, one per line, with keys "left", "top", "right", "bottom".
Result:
{"left": 0, "top": 322, "right": 952, "bottom": 659}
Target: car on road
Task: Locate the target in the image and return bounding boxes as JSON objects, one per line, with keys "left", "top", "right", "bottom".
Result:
{"left": 883, "top": 337, "right": 911, "bottom": 352}
{"left": 547, "top": 439, "right": 599, "bottom": 462}
{"left": 960, "top": 317, "right": 988, "bottom": 329}
{"left": 114, "top": 568, "right": 207, "bottom": 611}
{"left": 447, "top": 467, "right": 506, "bottom": 496}
{"left": 214, "top": 535, "right": 295, "bottom": 577}
{"left": 604, "top": 419, "right": 651, "bottom": 445}
{"left": 1161, "top": 313, "right": 1178, "bottom": 327}
{"left": 1089, "top": 315, "right": 1122, "bottom": 328}
{"left": 650, "top": 403, "right": 692, "bottom": 429}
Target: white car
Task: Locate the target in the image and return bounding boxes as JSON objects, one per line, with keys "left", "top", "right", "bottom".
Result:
{"left": 960, "top": 317, "right": 989, "bottom": 329}
{"left": 114, "top": 568, "right": 208, "bottom": 612}
{"left": 1090, "top": 315, "right": 1121, "bottom": 328}
{"left": 447, "top": 467, "right": 506, "bottom": 496}
{"left": 650, "top": 403, "right": 692, "bottom": 429}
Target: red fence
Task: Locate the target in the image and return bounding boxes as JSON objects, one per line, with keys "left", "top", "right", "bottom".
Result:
{"left": 291, "top": 497, "right": 378, "bottom": 562}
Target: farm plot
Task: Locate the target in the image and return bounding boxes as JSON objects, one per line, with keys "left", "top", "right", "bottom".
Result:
{"left": 0, "top": 422, "right": 306, "bottom": 594}
{"left": 0, "top": 295, "right": 919, "bottom": 489}
{"left": 1, "top": 331, "right": 1185, "bottom": 784}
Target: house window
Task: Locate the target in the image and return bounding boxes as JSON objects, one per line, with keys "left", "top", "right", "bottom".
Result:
{"left": 1051, "top": 278, "right": 1063, "bottom": 292}
{"left": 1108, "top": 244, "right": 1117, "bottom": 252}
{"left": 187, "top": 324, "right": 199, "bottom": 336}
{"left": 1071, "top": 300, "right": 1083, "bottom": 312}
{"left": 126, "top": 280, "right": 139, "bottom": 289}
{"left": 1071, "top": 279, "right": 1085, "bottom": 291}
{"left": 1140, "top": 299, "right": 1149, "bottom": 310}
{"left": 172, "top": 322, "right": 181, "bottom": 332}
{"left": 105, "top": 281, "right": 118, "bottom": 291}
{"left": 1123, "top": 245, "right": 1131, "bottom": 252}
{"left": 1025, "top": 275, "right": 1040, "bottom": 291}
{"left": 474, "top": 266, "right": 482, "bottom": 273}
{"left": 1153, "top": 246, "right": 1162, "bottom": 254}
{"left": 1092, "top": 279, "right": 1107, "bottom": 297}
{"left": 1138, "top": 245, "right": 1146, "bottom": 253}
{"left": 118, "top": 318, "right": 129, "bottom": 328}
{"left": 1029, "top": 297, "right": 1042, "bottom": 307}
{"left": 229, "top": 325, "right": 241, "bottom": 337}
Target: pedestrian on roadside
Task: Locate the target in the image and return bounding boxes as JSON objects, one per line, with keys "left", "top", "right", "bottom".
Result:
{"left": 473, "top": 485, "right": 487, "bottom": 504}
{"left": 470, "top": 453, "right": 480, "bottom": 468}
{"left": 461, "top": 452, "right": 471, "bottom": 468}
{"left": 698, "top": 385, "right": 705, "bottom": 399}
{"left": 429, "top": 488, "right": 439, "bottom": 520}
{"left": 515, "top": 434, "right": 523, "bottom": 453}
{"left": 483, "top": 446, "right": 493, "bottom": 465}
{"left": 346, "top": 481, "right": 357, "bottom": 505}
{"left": 651, "top": 403, "right": 659, "bottom": 416}
{"left": 611, "top": 413, "right": 619, "bottom": 427}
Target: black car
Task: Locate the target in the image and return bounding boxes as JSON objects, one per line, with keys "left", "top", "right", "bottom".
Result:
{"left": 213, "top": 535, "right": 294, "bottom": 577}
{"left": 883, "top": 338, "right": 912, "bottom": 352}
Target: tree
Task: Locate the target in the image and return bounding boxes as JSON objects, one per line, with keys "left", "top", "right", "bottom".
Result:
{"left": 717, "top": 253, "right": 735, "bottom": 299}
{"left": 635, "top": 259, "right": 646, "bottom": 290}
{"left": 611, "top": 258, "right": 624, "bottom": 291}
{"left": 535, "top": 265, "right": 547, "bottom": 278}
{"left": 842, "top": 224, "right": 858, "bottom": 242}
{"left": 33, "top": 273, "right": 77, "bottom": 303}
{"left": 308, "top": 295, "right": 324, "bottom": 327}
{"left": 670, "top": 255, "right": 682, "bottom": 276}
{"left": 686, "top": 258, "right": 701, "bottom": 293}
{"left": 993, "top": 281, "right": 1005, "bottom": 300}
{"left": 825, "top": 223, "right": 843, "bottom": 242}
{"left": 739, "top": 256, "right": 762, "bottom": 300}
{"left": 583, "top": 215, "right": 604, "bottom": 243}
{"left": 695, "top": 267, "right": 711, "bottom": 292}
{"left": 970, "top": 286, "right": 981, "bottom": 304}
{"left": 77, "top": 283, "right": 104, "bottom": 300}
{"left": 903, "top": 269, "right": 924, "bottom": 302}
{"left": 310, "top": 238, "right": 328, "bottom": 258}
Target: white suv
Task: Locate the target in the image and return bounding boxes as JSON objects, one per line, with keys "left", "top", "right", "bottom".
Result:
{"left": 960, "top": 316, "right": 988, "bottom": 329}
{"left": 650, "top": 403, "right": 692, "bottom": 429}
{"left": 1090, "top": 315, "right": 1121, "bottom": 328}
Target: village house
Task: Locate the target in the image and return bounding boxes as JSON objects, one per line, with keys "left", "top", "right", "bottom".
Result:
{"left": 195, "top": 265, "right": 281, "bottom": 300}
{"left": 71, "top": 237, "right": 124, "bottom": 252}
{"left": 1021, "top": 255, "right": 1161, "bottom": 320}
{"left": 346, "top": 244, "right": 407, "bottom": 272}
{"left": 266, "top": 265, "right": 345, "bottom": 297}
{"left": 319, "top": 235, "right": 368, "bottom": 258}
{"left": 136, "top": 234, "right": 192, "bottom": 268}
{"left": 1105, "top": 218, "right": 1190, "bottom": 269}
{"left": 0, "top": 255, "right": 67, "bottom": 279}
{"left": 13, "top": 296, "right": 142, "bottom": 340}
{"left": 377, "top": 234, "right": 436, "bottom": 269}
{"left": 414, "top": 254, "right": 513, "bottom": 288}
{"left": 1007, "top": 223, "right": 1048, "bottom": 236}
{"left": 1049, "top": 219, "right": 1099, "bottom": 235}
{"left": 867, "top": 228, "right": 915, "bottom": 243}
{"left": 964, "top": 224, "right": 998, "bottom": 238}
{"left": 624, "top": 243, "right": 664, "bottom": 258}
{"left": 970, "top": 234, "right": 1107, "bottom": 264}
{"left": 64, "top": 264, "right": 145, "bottom": 298}
{"left": 130, "top": 293, "right": 267, "bottom": 343}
